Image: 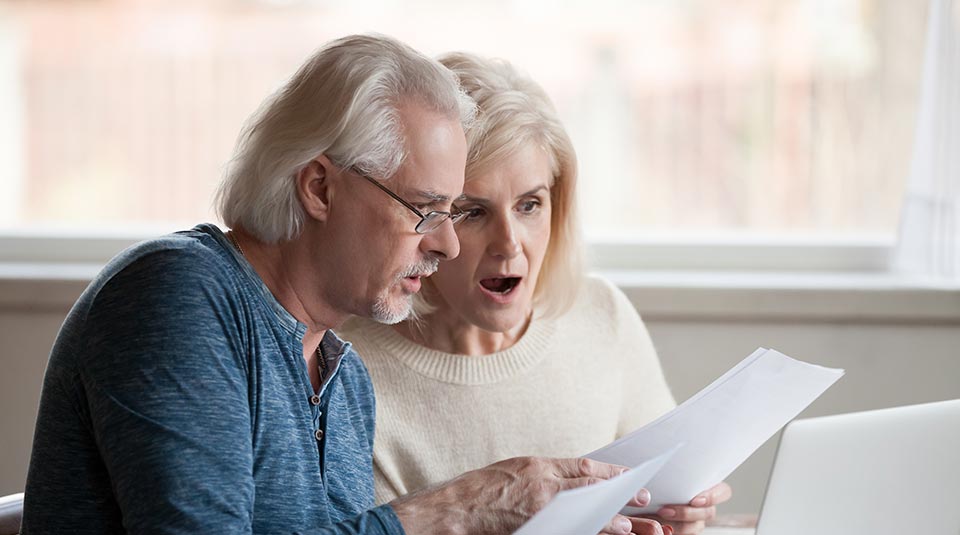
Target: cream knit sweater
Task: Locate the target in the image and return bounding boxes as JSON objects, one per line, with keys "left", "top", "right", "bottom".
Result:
{"left": 338, "top": 275, "right": 676, "bottom": 504}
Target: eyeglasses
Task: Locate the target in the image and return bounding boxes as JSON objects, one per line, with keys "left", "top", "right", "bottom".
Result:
{"left": 349, "top": 166, "right": 467, "bottom": 234}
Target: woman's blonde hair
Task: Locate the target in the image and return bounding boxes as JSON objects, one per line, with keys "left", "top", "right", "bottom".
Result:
{"left": 421, "top": 52, "right": 583, "bottom": 318}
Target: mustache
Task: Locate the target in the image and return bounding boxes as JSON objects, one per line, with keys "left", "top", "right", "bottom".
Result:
{"left": 398, "top": 258, "right": 440, "bottom": 279}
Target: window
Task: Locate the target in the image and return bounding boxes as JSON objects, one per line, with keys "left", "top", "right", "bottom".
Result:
{"left": 0, "top": 0, "right": 930, "bottom": 250}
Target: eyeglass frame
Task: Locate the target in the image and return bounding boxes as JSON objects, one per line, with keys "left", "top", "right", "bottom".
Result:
{"left": 348, "top": 166, "right": 467, "bottom": 234}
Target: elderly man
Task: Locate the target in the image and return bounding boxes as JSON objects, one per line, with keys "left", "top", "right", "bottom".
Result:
{"left": 21, "top": 35, "right": 655, "bottom": 535}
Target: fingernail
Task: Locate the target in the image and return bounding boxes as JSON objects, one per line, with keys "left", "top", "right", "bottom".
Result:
{"left": 616, "top": 517, "right": 632, "bottom": 533}
{"left": 663, "top": 525, "right": 674, "bottom": 535}
{"left": 659, "top": 507, "right": 676, "bottom": 518}
{"left": 691, "top": 496, "right": 708, "bottom": 507}
{"left": 636, "top": 488, "right": 651, "bottom": 506}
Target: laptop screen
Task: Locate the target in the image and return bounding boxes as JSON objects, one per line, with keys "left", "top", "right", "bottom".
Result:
{"left": 755, "top": 399, "right": 960, "bottom": 535}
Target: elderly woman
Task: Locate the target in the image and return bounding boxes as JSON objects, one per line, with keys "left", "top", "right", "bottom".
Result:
{"left": 339, "top": 52, "right": 731, "bottom": 535}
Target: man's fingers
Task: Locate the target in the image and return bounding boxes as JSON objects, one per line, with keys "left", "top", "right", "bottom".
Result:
{"left": 656, "top": 505, "right": 716, "bottom": 523}
{"left": 553, "top": 457, "right": 629, "bottom": 479}
{"left": 689, "top": 481, "right": 733, "bottom": 507}
{"left": 556, "top": 476, "right": 606, "bottom": 491}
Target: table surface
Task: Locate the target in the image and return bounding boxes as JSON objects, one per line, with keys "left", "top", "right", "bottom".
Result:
{"left": 703, "top": 514, "right": 758, "bottom": 535}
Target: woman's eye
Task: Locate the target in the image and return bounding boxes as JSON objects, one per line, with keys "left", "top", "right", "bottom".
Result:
{"left": 519, "top": 200, "right": 541, "bottom": 213}
{"left": 463, "top": 207, "right": 485, "bottom": 220}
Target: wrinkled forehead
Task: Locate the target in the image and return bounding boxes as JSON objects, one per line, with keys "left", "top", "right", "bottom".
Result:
{"left": 391, "top": 104, "right": 467, "bottom": 200}
{"left": 463, "top": 142, "right": 555, "bottom": 193}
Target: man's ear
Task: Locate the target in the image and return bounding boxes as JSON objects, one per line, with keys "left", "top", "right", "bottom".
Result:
{"left": 297, "top": 155, "right": 336, "bottom": 222}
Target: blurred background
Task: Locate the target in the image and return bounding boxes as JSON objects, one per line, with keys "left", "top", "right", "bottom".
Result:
{"left": 0, "top": 0, "right": 927, "bottom": 237}
{"left": 1, "top": 0, "right": 958, "bottom": 518}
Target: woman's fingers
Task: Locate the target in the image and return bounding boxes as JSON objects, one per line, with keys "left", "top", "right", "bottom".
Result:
{"left": 689, "top": 481, "right": 733, "bottom": 507}
{"left": 657, "top": 504, "right": 716, "bottom": 522}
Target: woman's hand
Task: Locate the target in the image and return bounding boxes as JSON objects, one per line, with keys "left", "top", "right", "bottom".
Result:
{"left": 642, "top": 482, "right": 733, "bottom": 535}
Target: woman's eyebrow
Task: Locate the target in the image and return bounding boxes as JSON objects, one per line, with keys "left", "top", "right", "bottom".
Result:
{"left": 519, "top": 185, "right": 549, "bottom": 198}
{"left": 459, "top": 185, "right": 549, "bottom": 204}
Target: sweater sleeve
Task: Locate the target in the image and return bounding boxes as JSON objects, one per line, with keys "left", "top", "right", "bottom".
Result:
{"left": 69, "top": 249, "right": 404, "bottom": 535}
{"left": 591, "top": 276, "right": 677, "bottom": 437}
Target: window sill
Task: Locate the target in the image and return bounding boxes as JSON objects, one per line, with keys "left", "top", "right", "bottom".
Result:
{"left": 601, "top": 269, "right": 960, "bottom": 324}
{"left": 0, "top": 263, "right": 100, "bottom": 311}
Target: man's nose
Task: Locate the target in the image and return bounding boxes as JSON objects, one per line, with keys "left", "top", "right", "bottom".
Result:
{"left": 421, "top": 217, "right": 461, "bottom": 261}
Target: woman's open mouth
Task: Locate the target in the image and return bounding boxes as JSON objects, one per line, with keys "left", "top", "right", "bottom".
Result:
{"left": 478, "top": 277, "right": 522, "bottom": 303}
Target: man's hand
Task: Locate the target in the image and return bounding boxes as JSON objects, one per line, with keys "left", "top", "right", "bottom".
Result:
{"left": 642, "top": 482, "right": 733, "bottom": 535}
{"left": 390, "top": 456, "right": 665, "bottom": 535}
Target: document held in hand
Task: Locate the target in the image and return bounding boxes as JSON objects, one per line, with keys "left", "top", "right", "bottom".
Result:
{"left": 586, "top": 347, "right": 844, "bottom": 514}
{"left": 513, "top": 447, "right": 679, "bottom": 535}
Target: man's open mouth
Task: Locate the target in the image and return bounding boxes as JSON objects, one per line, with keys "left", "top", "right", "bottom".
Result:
{"left": 479, "top": 277, "right": 521, "bottom": 295}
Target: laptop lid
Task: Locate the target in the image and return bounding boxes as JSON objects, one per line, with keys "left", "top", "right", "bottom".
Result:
{"left": 755, "top": 399, "right": 960, "bottom": 535}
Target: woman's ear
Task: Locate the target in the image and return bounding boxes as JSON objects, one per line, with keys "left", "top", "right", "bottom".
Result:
{"left": 297, "top": 155, "right": 336, "bottom": 222}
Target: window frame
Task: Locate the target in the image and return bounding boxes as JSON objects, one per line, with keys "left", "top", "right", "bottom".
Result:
{"left": 2, "top": 231, "right": 958, "bottom": 323}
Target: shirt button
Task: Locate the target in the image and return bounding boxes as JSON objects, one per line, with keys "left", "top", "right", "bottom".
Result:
{"left": 310, "top": 394, "right": 321, "bottom": 406}
{"left": 314, "top": 429, "right": 324, "bottom": 441}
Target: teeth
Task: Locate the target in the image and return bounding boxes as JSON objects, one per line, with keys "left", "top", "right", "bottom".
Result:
{"left": 481, "top": 277, "right": 519, "bottom": 294}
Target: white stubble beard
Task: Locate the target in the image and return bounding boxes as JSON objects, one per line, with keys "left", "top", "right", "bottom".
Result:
{"left": 370, "top": 258, "right": 440, "bottom": 325}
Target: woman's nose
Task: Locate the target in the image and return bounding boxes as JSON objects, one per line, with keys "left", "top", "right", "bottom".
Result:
{"left": 487, "top": 217, "right": 521, "bottom": 259}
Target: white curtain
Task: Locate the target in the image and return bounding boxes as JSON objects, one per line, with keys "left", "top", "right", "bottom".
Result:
{"left": 893, "top": 0, "right": 960, "bottom": 281}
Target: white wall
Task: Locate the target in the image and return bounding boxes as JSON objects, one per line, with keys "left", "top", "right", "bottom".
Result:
{"left": 2, "top": 276, "right": 959, "bottom": 516}
{"left": 0, "top": 308, "right": 63, "bottom": 496}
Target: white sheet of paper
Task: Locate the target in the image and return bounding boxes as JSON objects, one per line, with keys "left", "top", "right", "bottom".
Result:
{"left": 586, "top": 348, "right": 844, "bottom": 514}
{"left": 514, "top": 447, "right": 679, "bottom": 535}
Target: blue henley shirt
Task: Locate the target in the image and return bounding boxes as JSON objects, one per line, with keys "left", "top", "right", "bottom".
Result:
{"left": 21, "top": 224, "right": 406, "bottom": 535}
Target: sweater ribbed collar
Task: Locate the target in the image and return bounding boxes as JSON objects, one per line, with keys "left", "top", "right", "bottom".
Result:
{"left": 348, "top": 314, "right": 557, "bottom": 385}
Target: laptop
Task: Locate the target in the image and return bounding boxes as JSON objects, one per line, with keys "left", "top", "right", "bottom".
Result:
{"left": 755, "top": 399, "right": 960, "bottom": 535}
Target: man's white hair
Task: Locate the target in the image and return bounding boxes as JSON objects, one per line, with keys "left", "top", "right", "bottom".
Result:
{"left": 216, "top": 34, "right": 476, "bottom": 243}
